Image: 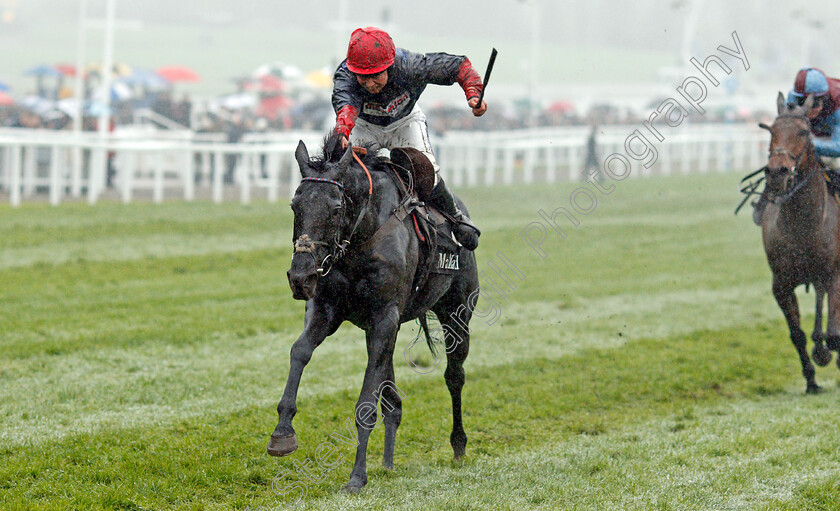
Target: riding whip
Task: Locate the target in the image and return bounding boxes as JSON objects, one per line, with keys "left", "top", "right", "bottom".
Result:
{"left": 475, "top": 48, "right": 498, "bottom": 108}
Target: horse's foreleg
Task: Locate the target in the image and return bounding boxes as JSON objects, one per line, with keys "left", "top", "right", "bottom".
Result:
{"left": 812, "top": 286, "right": 832, "bottom": 366}
{"left": 344, "top": 308, "right": 400, "bottom": 492}
{"left": 773, "top": 280, "right": 821, "bottom": 393}
{"left": 268, "top": 300, "right": 343, "bottom": 457}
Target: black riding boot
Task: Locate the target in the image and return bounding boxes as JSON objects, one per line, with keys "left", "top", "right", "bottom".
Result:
{"left": 429, "top": 179, "right": 480, "bottom": 251}
{"left": 752, "top": 189, "right": 769, "bottom": 226}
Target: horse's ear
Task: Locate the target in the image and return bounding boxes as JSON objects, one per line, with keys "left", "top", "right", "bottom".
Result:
{"left": 802, "top": 93, "right": 815, "bottom": 112}
{"left": 337, "top": 146, "right": 354, "bottom": 177}
{"left": 295, "top": 140, "right": 313, "bottom": 177}
{"left": 758, "top": 122, "right": 771, "bottom": 131}
{"left": 777, "top": 91, "right": 787, "bottom": 115}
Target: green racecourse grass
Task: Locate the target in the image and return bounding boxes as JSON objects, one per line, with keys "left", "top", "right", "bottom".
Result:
{"left": 3, "top": 170, "right": 840, "bottom": 510}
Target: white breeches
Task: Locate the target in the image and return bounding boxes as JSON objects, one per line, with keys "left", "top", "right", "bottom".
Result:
{"left": 349, "top": 106, "right": 441, "bottom": 185}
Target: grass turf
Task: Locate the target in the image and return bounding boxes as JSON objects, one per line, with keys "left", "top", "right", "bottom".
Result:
{"left": 3, "top": 170, "right": 840, "bottom": 510}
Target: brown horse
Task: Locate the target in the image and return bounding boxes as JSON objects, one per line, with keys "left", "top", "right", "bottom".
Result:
{"left": 760, "top": 92, "right": 839, "bottom": 393}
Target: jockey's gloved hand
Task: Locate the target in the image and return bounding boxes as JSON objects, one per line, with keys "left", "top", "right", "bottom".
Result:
{"left": 468, "top": 97, "right": 487, "bottom": 117}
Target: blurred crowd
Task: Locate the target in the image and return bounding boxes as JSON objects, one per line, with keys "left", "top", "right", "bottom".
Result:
{"left": 0, "top": 62, "right": 772, "bottom": 137}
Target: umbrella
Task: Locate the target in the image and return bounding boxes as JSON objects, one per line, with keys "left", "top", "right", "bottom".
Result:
{"left": 54, "top": 64, "right": 77, "bottom": 77}
{"left": 212, "top": 93, "right": 256, "bottom": 110}
{"left": 21, "top": 95, "right": 55, "bottom": 114}
{"left": 547, "top": 100, "right": 575, "bottom": 114}
{"left": 85, "top": 62, "right": 133, "bottom": 78}
{"left": 305, "top": 69, "right": 332, "bottom": 89}
{"left": 250, "top": 74, "right": 286, "bottom": 93}
{"left": 56, "top": 98, "right": 82, "bottom": 116}
{"left": 0, "top": 91, "right": 14, "bottom": 106}
{"left": 90, "top": 83, "right": 134, "bottom": 103}
{"left": 122, "top": 69, "right": 168, "bottom": 88}
{"left": 24, "top": 64, "right": 62, "bottom": 78}
{"left": 252, "top": 62, "right": 302, "bottom": 81}
{"left": 156, "top": 66, "right": 201, "bottom": 83}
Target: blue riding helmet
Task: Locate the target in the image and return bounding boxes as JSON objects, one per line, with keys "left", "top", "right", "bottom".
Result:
{"left": 788, "top": 67, "right": 830, "bottom": 106}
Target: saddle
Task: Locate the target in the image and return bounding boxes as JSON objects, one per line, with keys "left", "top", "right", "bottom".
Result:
{"left": 378, "top": 147, "right": 464, "bottom": 292}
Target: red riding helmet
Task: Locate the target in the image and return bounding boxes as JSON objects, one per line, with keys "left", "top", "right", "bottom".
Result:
{"left": 346, "top": 27, "right": 395, "bottom": 75}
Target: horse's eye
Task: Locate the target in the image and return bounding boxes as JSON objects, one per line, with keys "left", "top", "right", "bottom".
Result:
{"left": 799, "top": 129, "right": 810, "bottom": 137}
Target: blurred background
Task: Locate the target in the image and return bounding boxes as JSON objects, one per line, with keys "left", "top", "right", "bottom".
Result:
{"left": 1, "top": 0, "right": 836, "bottom": 132}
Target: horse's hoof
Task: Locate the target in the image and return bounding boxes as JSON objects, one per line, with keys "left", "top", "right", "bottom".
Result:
{"left": 827, "top": 336, "right": 840, "bottom": 351}
{"left": 806, "top": 384, "right": 824, "bottom": 395}
{"left": 813, "top": 344, "right": 832, "bottom": 367}
{"left": 267, "top": 433, "right": 298, "bottom": 457}
{"left": 341, "top": 477, "right": 366, "bottom": 493}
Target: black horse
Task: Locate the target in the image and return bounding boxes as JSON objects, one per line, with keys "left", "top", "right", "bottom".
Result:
{"left": 267, "top": 133, "right": 479, "bottom": 492}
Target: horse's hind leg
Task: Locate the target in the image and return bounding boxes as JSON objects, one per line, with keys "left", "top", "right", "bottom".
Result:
{"left": 435, "top": 307, "right": 471, "bottom": 460}
{"left": 381, "top": 361, "right": 403, "bottom": 471}
{"left": 824, "top": 277, "right": 840, "bottom": 369}
{"left": 773, "top": 279, "right": 821, "bottom": 393}
{"left": 812, "top": 285, "right": 832, "bottom": 367}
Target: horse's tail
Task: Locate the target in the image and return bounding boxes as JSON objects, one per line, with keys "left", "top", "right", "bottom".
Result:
{"left": 418, "top": 314, "right": 437, "bottom": 356}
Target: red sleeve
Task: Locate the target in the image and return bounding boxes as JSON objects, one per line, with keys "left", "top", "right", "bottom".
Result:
{"left": 334, "top": 104, "right": 359, "bottom": 138}
{"left": 457, "top": 58, "right": 483, "bottom": 101}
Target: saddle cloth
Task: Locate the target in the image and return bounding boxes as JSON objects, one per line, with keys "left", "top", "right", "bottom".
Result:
{"left": 385, "top": 148, "right": 464, "bottom": 279}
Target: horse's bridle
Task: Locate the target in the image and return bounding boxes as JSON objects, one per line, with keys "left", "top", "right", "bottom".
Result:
{"left": 292, "top": 169, "right": 373, "bottom": 277}
{"left": 764, "top": 115, "right": 816, "bottom": 204}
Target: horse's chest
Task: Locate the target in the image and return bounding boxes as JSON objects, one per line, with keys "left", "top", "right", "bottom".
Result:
{"left": 766, "top": 238, "right": 832, "bottom": 280}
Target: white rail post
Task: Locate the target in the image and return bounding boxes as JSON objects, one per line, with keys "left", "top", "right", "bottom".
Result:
{"left": 680, "top": 136, "right": 690, "bottom": 174}
{"left": 240, "top": 152, "right": 251, "bottom": 205}
{"left": 503, "top": 146, "right": 514, "bottom": 184}
{"left": 49, "top": 146, "right": 62, "bottom": 206}
{"left": 10, "top": 144, "right": 21, "bottom": 207}
{"left": 153, "top": 150, "right": 164, "bottom": 203}
{"left": 23, "top": 145, "right": 36, "bottom": 197}
{"left": 71, "top": 146, "right": 84, "bottom": 198}
{"left": 523, "top": 146, "right": 535, "bottom": 184}
{"left": 213, "top": 149, "right": 224, "bottom": 203}
{"left": 267, "top": 151, "right": 280, "bottom": 203}
{"left": 183, "top": 145, "right": 195, "bottom": 202}
{"left": 483, "top": 146, "right": 496, "bottom": 186}
{"left": 545, "top": 145, "right": 556, "bottom": 183}
{"left": 121, "top": 149, "right": 135, "bottom": 204}
{"left": 465, "top": 144, "right": 478, "bottom": 187}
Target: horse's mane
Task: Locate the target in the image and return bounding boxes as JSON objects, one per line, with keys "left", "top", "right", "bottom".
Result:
{"left": 306, "top": 132, "right": 387, "bottom": 174}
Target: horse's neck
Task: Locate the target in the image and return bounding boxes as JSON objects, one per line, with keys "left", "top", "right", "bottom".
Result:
{"left": 344, "top": 168, "right": 402, "bottom": 251}
{"left": 779, "top": 159, "right": 826, "bottom": 228}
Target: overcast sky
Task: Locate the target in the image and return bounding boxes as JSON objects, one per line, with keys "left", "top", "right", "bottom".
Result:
{"left": 2, "top": 0, "right": 837, "bottom": 108}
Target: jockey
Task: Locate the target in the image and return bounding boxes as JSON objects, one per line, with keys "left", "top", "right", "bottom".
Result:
{"left": 753, "top": 67, "right": 840, "bottom": 225}
{"left": 788, "top": 67, "right": 840, "bottom": 157}
{"left": 332, "top": 26, "right": 485, "bottom": 250}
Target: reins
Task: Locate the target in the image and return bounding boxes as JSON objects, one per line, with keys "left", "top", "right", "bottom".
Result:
{"left": 292, "top": 147, "right": 375, "bottom": 277}
{"left": 736, "top": 113, "right": 822, "bottom": 215}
